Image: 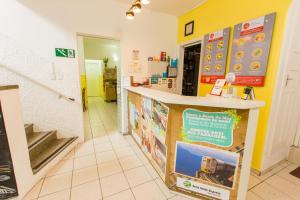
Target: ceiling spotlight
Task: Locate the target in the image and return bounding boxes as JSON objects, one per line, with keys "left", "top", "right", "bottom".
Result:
{"left": 141, "top": 0, "right": 150, "bottom": 5}
{"left": 126, "top": 9, "right": 134, "bottom": 20}
{"left": 132, "top": 1, "right": 142, "bottom": 13}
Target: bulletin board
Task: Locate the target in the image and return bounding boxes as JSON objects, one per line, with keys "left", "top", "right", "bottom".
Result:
{"left": 229, "top": 13, "right": 276, "bottom": 86}
{"left": 201, "top": 28, "right": 231, "bottom": 84}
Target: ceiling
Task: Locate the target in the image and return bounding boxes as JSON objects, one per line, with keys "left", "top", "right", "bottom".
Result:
{"left": 115, "top": 0, "right": 207, "bottom": 16}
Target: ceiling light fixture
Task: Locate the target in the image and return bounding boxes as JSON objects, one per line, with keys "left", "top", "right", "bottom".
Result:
{"left": 141, "top": 0, "right": 150, "bottom": 5}
{"left": 126, "top": 0, "right": 149, "bottom": 19}
{"left": 132, "top": 0, "right": 142, "bottom": 14}
{"left": 126, "top": 9, "right": 135, "bottom": 20}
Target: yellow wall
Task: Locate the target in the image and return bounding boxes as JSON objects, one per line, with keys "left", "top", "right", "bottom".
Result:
{"left": 178, "top": 0, "right": 291, "bottom": 170}
{"left": 80, "top": 75, "right": 88, "bottom": 108}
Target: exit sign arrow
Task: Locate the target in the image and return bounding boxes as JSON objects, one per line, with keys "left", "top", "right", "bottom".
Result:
{"left": 55, "top": 48, "right": 75, "bottom": 58}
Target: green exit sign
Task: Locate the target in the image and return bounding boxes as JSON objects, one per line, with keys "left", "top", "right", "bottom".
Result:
{"left": 55, "top": 48, "right": 75, "bottom": 58}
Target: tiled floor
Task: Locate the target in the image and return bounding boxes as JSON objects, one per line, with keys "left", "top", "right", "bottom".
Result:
{"left": 23, "top": 97, "right": 300, "bottom": 200}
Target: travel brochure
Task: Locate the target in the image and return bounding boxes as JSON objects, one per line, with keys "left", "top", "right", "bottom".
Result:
{"left": 229, "top": 13, "right": 276, "bottom": 86}
{"left": 201, "top": 27, "right": 230, "bottom": 84}
{"left": 174, "top": 108, "right": 246, "bottom": 199}
{"left": 129, "top": 97, "right": 170, "bottom": 179}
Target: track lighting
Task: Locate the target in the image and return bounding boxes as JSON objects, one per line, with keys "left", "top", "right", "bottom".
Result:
{"left": 132, "top": 1, "right": 142, "bottom": 13}
{"left": 126, "top": 0, "right": 150, "bottom": 20}
{"left": 126, "top": 9, "right": 134, "bottom": 20}
{"left": 141, "top": 0, "right": 150, "bottom": 5}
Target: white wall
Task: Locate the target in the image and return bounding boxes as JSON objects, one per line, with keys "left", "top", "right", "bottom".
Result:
{"left": 0, "top": 0, "right": 177, "bottom": 139}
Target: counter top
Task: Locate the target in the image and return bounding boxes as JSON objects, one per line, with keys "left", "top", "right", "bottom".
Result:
{"left": 125, "top": 86, "right": 265, "bottom": 109}
{"left": 0, "top": 85, "right": 19, "bottom": 91}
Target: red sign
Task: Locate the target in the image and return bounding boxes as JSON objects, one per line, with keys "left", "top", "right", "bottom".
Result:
{"left": 233, "top": 76, "right": 265, "bottom": 86}
{"left": 201, "top": 75, "right": 226, "bottom": 84}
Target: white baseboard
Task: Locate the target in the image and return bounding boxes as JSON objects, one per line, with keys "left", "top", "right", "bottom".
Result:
{"left": 288, "top": 146, "right": 300, "bottom": 165}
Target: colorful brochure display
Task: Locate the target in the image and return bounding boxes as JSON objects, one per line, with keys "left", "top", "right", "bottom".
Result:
{"left": 201, "top": 28, "right": 230, "bottom": 84}
{"left": 129, "top": 96, "right": 169, "bottom": 179}
{"left": 229, "top": 13, "right": 276, "bottom": 86}
{"left": 0, "top": 103, "right": 18, "bottom": 199}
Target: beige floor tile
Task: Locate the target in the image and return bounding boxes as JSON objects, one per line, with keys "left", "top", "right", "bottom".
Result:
{"left": 40, "top": 173, "right": 72, "bottom": 196}
{"left": 47, "top": 159, "right": 74, "bottom": 177}
{"left": 71, "top": 180, "right": 102, "bottom": 200}
{"left": 251, "top": 182, "right": 294, "bottom": 200}
{"left": 103, "top": 190, "right": 134, "bottom": 200}
{"left": 169, "top": 195, "right": 192, "bottom": 200}
{"left": 22, "top": 179, "right": 44, "bottom": 200}
{"left": 114, "top": 146, "right": 135, "bottom": 158}
{"left": 98, "top": 160, "right": 122, "bottom": 178}
{"left": 111, "top": 140, "right": 129, "bottom": 148}
{"left": 74, "top": 141, "right": 94, "bottom": 157}
{"left": 280, "top": 160, "right": 291, "bottom": 168}
{"left": 154, "top": 178, "right": 176, "bottom": 198}
{"left": 265, "top": 175, "right": 300, "bottom": 199}
{"left": 72, "top": 165, "right": 99, "bottom": 187}
{"left": 100, "top": 173, "right": 129, "bottom": 198}
{"left": 62, "top": 150, "right": 75, "bottom": 161}
{"left": 96, "top": 150, "right": 117, "bottom": 164}
{"left": 286, "top": 163, "right": 299, "bottom": 171}
{"left": 93, "top": 136, "right": 110, "bottom": 145}
{"left": 277, "top": 167, "right": 300, "bottom": 187}
{"left": 132, "top": 181, "right": 166, "bottom": 200}
{"left": 248, "top": 175, "right": 262, "bottom": 189}
{"left": 119, "top": 155, "right": 143, "bottom": 170}
{"left": 94, "top": 143, "right": 113, "bottom": 153}
{"left": 38, "top": 190, "right": 70, "bottom": 200}
{"left": 145, "top": 163, "right": 159, "bottom": 179}
{"left": 246, "top": 191, "right": 263, "bottom": 200}
{"left": 74, "top": 155, "right": 96, "bottom": 170}
{"left": 124, "top": 166, "right": 152, "bottom": 187}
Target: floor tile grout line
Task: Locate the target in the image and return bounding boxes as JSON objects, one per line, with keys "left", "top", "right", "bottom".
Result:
{"left": 36, "top": 177, "right": 46, "bottom": 199}
{"left": 68, "top": 154, "right": 75, "bottom": 200}
{"left": 90, "top": 102, "right": 104, "bottom": 200}
{"left": 107, "top": 129, "right": 137, "bottom": 200}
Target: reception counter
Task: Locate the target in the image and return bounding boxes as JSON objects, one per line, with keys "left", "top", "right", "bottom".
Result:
{"left": 125, "top": 86, "right": 264, "bottom": 200}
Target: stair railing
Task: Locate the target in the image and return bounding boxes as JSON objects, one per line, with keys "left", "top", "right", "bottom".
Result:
{"left": 0, "top": 64, "right": 75, "bottom": 102}
{"left": 0, "top": 33, "right": 75, "bottom": 102}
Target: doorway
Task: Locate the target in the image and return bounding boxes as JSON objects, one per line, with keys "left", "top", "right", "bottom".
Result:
{"left": 86, "top": 60, "right": 102, "bottom": 97}
{"left": 181, "top": 43, "right": 201, "bottom": 96}
{"left": 77, "top": 35, "right": 120, "bottom": 140}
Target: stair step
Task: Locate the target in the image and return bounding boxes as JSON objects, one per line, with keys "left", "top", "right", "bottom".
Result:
{"left": 27, "top": 131, "right": 56, "bottom": 150}
{"left": 24, "top": 123, "right": 34, "bottom": 135}
{"left": 31, "top": 137, "right": 78, "bottom": 174}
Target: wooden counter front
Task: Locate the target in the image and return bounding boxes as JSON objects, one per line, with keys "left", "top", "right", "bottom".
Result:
{"left": 127, "top": 88, "right": 262, "bottom": 200}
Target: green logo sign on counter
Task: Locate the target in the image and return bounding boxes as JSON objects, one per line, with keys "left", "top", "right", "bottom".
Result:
{"left": 55, "top": 48, "right": 75, "bottom": 58}
{"left": 182, "top": 109, "right": 241, "bottom": 147}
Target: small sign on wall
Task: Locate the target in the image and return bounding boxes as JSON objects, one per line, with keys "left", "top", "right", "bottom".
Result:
{"left": 55, "top": 48, "right": 75, "bottom": 58}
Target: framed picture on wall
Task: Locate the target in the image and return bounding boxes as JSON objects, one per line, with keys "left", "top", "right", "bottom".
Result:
{"left": 185, "top": 21, "right": 194, "bottom": 36}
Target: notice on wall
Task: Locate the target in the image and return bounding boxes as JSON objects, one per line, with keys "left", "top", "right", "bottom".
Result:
{"left": 129, "top": 50, "right": 142, "bottom": 73}
{"left": 0, "top": 102, "right": 18, "bottom": 199}
{"left": 229, "top": 13, "right": 276, "bottom": 86}
{"left": 182, "top": 109, "right": 241, "bottom": 147}
{"left": 201, "top": 28, "right": 230, "bottom": 84}
{"left": 177, "top": 177, "right": 230, "bottom": 200}
{"left": 175, "top": 142, "right": 239, "bottom": 190}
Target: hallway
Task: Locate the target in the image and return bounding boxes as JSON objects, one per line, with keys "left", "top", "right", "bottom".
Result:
{"left": 22, "top": 98, "right": 300, "bottom": 200}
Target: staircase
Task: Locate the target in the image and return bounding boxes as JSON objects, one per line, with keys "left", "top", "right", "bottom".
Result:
{"left": 24, "top": 124, "right": 77, "bottom": 174}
